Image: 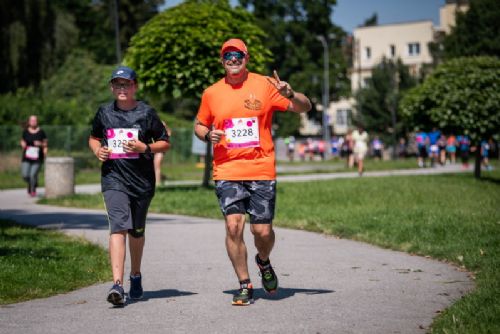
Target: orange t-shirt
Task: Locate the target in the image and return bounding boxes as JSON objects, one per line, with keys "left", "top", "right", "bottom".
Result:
{"left": 197, "top": 72, "right": 290, "bottom": 180}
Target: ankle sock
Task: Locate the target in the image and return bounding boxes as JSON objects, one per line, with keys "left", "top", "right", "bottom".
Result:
{"left": 256, "top": 255, "right": 270, "bottom": 266}
{"left": 239, "top": 278, "right": 251, "bottom": 288}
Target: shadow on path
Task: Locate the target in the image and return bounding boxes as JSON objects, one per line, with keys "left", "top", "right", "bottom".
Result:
{"left": 131, "top": 289, "right": 197, "bottom": 303}
{"left": 0, "top": 209, "right": 178, "bottom": 230}
{"left": 223, "top": 287, "right": 334, "bottom": 301}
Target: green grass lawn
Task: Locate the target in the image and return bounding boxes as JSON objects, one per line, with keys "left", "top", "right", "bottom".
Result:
{"left": 0, "top": 220, "right": 111, "bottom": 304}
{"left": 40, "top": 167, "right": 500, "bottom": 333}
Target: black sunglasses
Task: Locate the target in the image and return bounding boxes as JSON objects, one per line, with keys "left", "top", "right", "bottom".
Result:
{"left": 222, "top": 51, "right": 246, "bottom": 60}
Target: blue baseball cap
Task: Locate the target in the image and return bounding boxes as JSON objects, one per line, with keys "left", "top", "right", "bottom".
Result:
{"left": 110, "top": 66, "right": 137, "bottom": 82}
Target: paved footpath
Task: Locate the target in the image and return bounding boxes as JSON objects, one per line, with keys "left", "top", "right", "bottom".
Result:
{"left": 0, "top": 166, "right": 474, "bottom": 334}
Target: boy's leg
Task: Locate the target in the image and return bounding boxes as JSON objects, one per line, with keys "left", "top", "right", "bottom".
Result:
{"left": 127, "top": 196, "right": 151, "bottom": 300}
{"left": 103, "top": 190, "right": 134, "bottom": 284}
{"left": 129, "top": 236, "right": 145, "bottom": 276}
{"left": 128, "top": 196, "right": 151, "bottom": 275}
{"left": 109, "top": 231, "right": 127, "bottom": 284}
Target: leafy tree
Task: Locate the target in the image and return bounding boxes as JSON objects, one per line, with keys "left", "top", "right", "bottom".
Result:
{"left": 354, "top": 58, "right": 417, "bottom": 147}
{"left": 400, "top": 56, "right": 500, "bottom": 178}
{"left": 0, "top": 0, "right": 80, "bottom": 93}
{"left": 443, "top": 0, "right": 500, "bottom": 59}
{"left": 0, "top": 0, "right": 162, "bottom": 93}
{"left": 125, "top": 0, "right": 270, "bottom": 102}
{"left": 238, "top": 0, "right": 350, "bottom": 135}
{"left": 124, "top": 0, "right": 271, "bottom": 187}
{"left": 361, "top": 13, "right": 378, "bottom": 27}
{"left": 69, "top": 0, "right": 163, "bottom": 64}
{"left": 0, "top": 51, "right": 113, "bottom": 126}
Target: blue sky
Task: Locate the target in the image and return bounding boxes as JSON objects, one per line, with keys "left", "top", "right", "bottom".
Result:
{"left": 160, "top": 0, "right": 446, "bottom": 33}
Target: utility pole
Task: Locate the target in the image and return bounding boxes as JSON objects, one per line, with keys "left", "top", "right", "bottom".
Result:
{"left": 112, "top": 0, "right": 121, "bottom": 64}
{"left": 355, "top": 37, "right": 362, "bottom": 125}
{"left": 390, "top": 69, "right": 400, "bottom": 159}
{"left": 316, "top": 35, "right": 331, "bottom": 159}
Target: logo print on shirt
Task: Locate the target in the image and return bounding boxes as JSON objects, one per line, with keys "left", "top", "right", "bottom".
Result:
{"left": 244, "top": 93, "right": 262, "bottom": 111}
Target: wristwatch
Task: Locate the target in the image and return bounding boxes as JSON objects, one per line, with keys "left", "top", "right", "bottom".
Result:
{"left": 204, "top": 131, "right": 211, "bottom": 142}
{"left": 144, "top": 144, "right": 151, "bottom": 154}
{"left": 287, "top": 90, "right": 295, "bottom": 99}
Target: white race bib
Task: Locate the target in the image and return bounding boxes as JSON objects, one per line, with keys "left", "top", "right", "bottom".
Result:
{"left": 223, "top": 117, "right": 260, "bottom": 149}
{"left": 25, "top": 146, "right": 40, "bottom": 160}
{"left": 107, "top": 128, "right": 139, "bottom": 159}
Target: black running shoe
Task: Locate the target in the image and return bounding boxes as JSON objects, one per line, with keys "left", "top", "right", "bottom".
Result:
{"left": 129, "top": 274, "right": 143, "bottom": 300}
{"left": 255, "top": 254, "right": 278, "bottom": 294}
{"left": 107, "top": 281, "right": 125, "bottom": 306}
{"left": 232, "top": 283, "right": 254, "bottom": 306}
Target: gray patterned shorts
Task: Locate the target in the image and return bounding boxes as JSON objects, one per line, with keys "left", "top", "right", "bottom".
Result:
{"left": 215, "top": 180, "right": 277, "bottom": 224}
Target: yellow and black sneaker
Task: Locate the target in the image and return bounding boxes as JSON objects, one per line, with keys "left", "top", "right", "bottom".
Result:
{"left": 255, "top": 254, "right": 278, "bottom": 294}
{"left": 232, "top": 282, "right": 254, "bottom": 306}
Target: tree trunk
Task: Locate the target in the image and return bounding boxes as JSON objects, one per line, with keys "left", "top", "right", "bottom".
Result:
{"left": 474, "top": 140, "right": 481, "bottom": 179}
{"left": 202, "top": 141, "right": 212, "bottom": 188}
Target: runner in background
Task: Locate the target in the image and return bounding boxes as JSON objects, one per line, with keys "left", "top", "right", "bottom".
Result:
{"left": 153, "top": 121, "right": 172, "bottom": 186}
{"left": 20, "top": 115, "right": 48, "bottom": 197}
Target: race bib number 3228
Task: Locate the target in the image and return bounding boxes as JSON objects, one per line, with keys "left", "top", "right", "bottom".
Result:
{"left": 223, "top": 117, "right": 260, "bottom": 149}
{"left": 106, "top": 128, "right": 139, "bottom": 159}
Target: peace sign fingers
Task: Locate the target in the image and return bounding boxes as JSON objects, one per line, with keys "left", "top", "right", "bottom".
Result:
{"left": 267, "top": 69, "right": 294, "bottom": 99}
{"left": 273, "top": 70, "right": 281, "bottom": 83}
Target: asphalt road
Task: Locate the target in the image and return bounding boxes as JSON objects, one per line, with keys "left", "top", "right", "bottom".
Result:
{"left": 0, "top": 166, "right": 474, "bottom": 333}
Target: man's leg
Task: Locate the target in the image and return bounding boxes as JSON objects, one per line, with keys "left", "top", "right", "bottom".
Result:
{"left": 247, "top": 181, "right": 279, "bottom": 294}
{"left": 225, "top": 213, "right": 249, "bottom": 281}
{"left": 250, "top": 224, "right": 275, "bottom": 262}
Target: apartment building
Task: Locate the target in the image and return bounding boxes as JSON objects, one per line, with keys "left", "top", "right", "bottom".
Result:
{"left": 351, "top": 20, "right": 434, "bottom": 92}
{"left": 300, "top": 1, "right": 468, "bottom": 136}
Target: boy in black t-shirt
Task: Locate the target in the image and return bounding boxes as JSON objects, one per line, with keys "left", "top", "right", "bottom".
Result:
{"left": 89, "top": 66, "right": 170, "bottom": 306}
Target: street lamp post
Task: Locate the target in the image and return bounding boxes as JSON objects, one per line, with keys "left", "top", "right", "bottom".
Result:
{"left": 316, "top": 35, "right": 331, "bottom": 159}
{"left": 112, "top": 0, "right": 121, "bottom": 64}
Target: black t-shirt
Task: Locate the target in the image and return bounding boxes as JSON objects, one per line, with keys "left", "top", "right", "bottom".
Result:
{"left": 22, "top": 129, "right": 47, "bottom": 163}
{"left": 90, "top": 101, "right": 169, "bottom": 198}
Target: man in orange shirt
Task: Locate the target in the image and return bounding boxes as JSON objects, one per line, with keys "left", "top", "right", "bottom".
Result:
{"left": 194, "top": 38, "right": 311, "bottom": 306}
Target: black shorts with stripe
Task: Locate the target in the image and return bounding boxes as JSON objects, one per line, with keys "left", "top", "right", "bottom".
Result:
{"left": 103, "top": 190, "right": 152, "bottom": 237}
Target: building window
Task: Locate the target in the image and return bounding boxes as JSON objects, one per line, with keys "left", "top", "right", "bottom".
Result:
{"left": 336, "top": 109, "right": 351, "bottom": 126}
{"left": 389, "top": 44, "right": 396, "bottom": 57}
{"left": 408, "top": 42, "right": 420, "bottom": 56}
{"left": 364, "top": 47, "right": 371, "bottom": 59}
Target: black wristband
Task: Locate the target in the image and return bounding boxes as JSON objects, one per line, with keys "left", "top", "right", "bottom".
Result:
{"left": 144, "top": 144, "right": 151, "bottom": 154}
{"left": 287, "top": 90, "right": 295, "bottom": 99}
{"left": 204, "top": 131, "right": 211, "bottom": 142}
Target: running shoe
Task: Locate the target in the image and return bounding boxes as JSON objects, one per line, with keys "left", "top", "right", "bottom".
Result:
{"left": 129, "top": 274, "right": 143, "bottom": 300}
{"left": 232, "top": 283, "right": 254, "bottom": 306}
{"left": 255, "top": 254, "right": 278, "bottom": 294}
{"left": 107, "top": 281, "right": 125, "bottom": 306}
